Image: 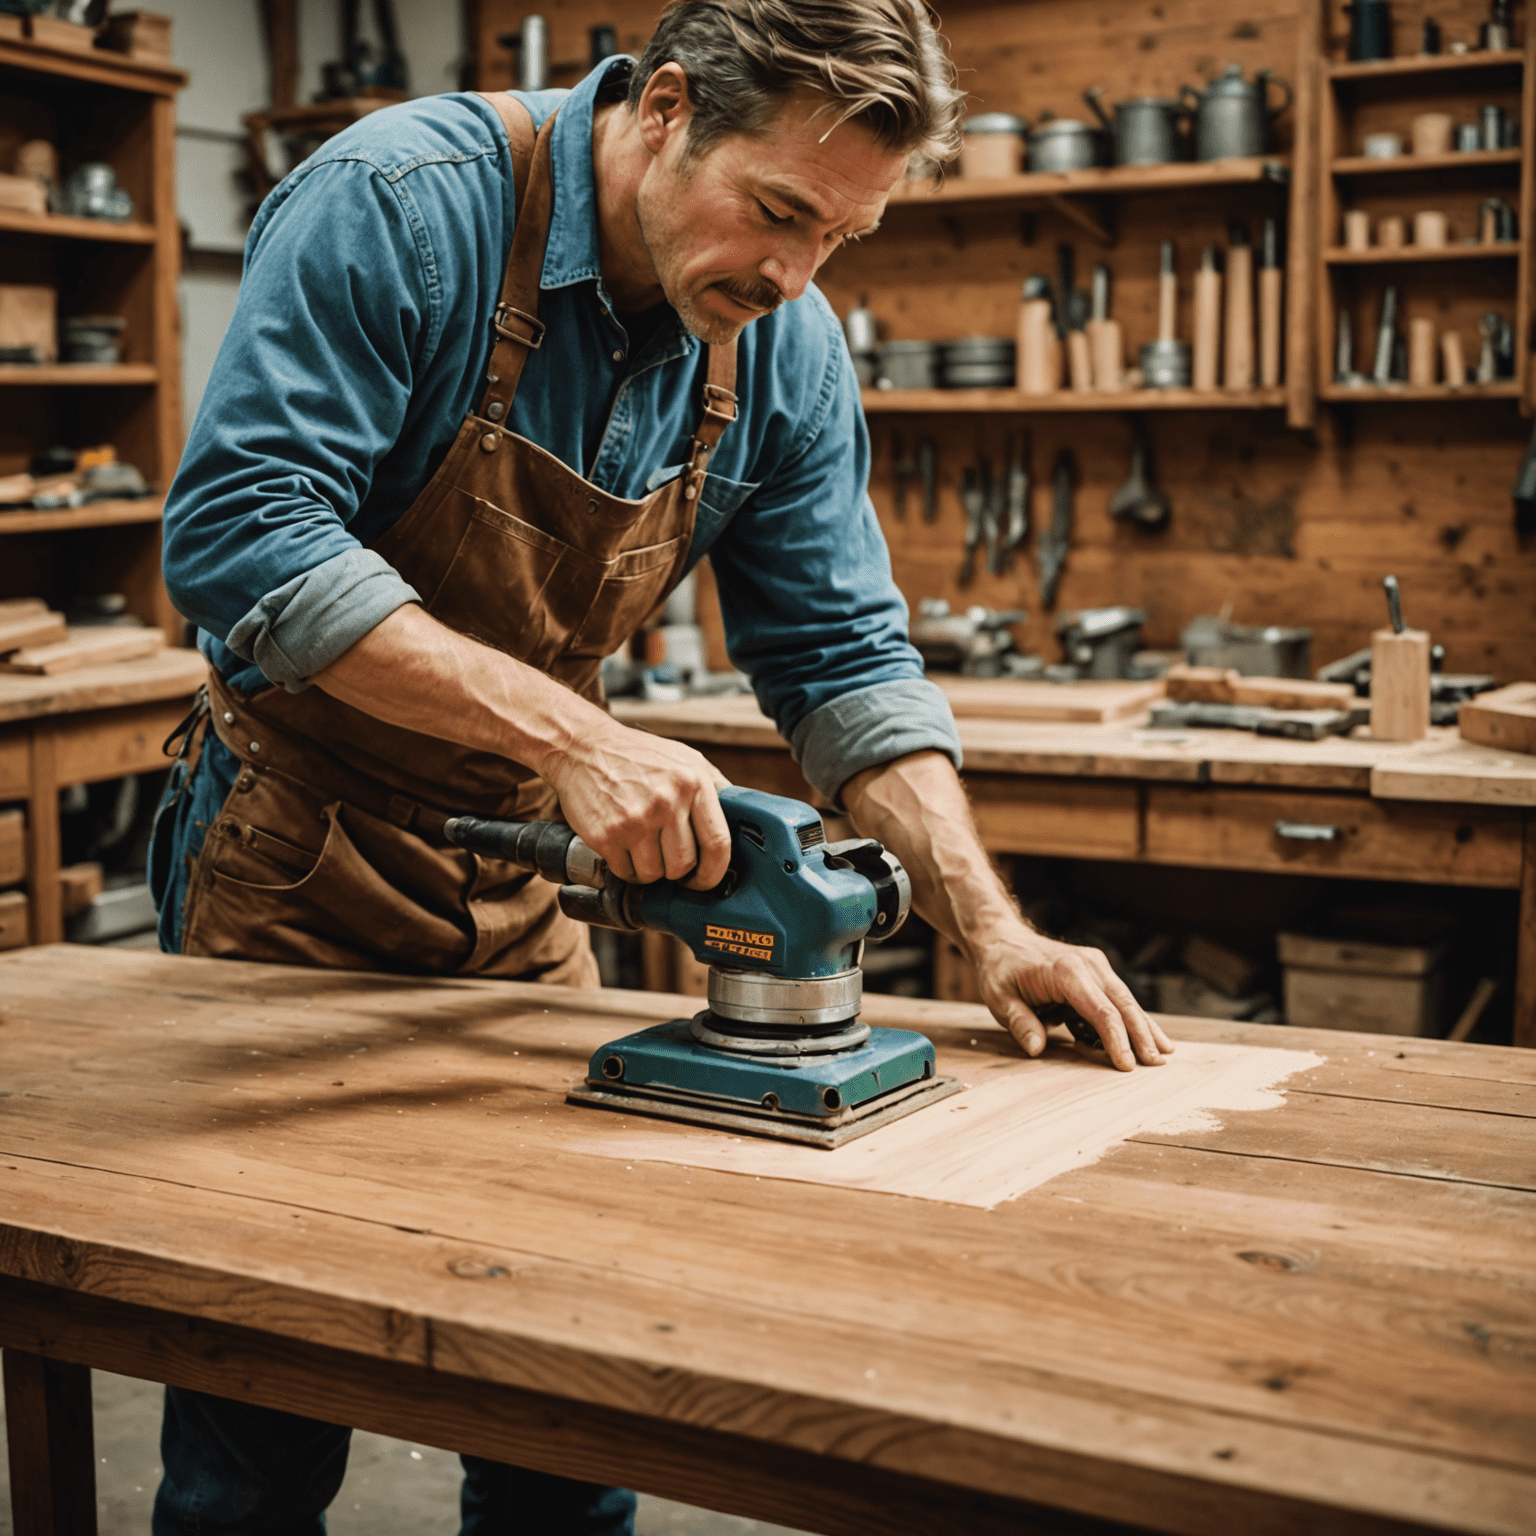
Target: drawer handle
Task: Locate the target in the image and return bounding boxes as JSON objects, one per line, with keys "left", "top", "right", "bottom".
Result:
{"left": 1274, "top": 819, "right": 1341, "bottom": 843}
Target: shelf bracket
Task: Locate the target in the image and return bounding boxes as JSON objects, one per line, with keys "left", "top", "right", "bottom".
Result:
{"left": 1045, "top": 193, "right": 1114, "bottom": 248}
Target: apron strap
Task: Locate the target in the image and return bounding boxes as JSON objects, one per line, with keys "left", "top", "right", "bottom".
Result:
{"left": 683, "top": 340, "right": 739, "bottom": 502}
{"left": 475, "top": 92, "right": 556, "bottom": 425}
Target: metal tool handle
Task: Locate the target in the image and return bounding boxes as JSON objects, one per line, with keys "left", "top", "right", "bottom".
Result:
{"left": 1274, "top": 819, "right": 1341, "bottom": 843}
{"left": 1383, "top": 573, "right": 1404, "bottom": 634}
{"left": 443, "top": 816, "right": 609, "bottom": 888}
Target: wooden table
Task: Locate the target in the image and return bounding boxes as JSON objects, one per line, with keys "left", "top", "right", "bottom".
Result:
{"left": 0, "top": 647, "right": 207, "bottom": 945}
{"left": 612, "top": 692, "right": 1536, "bottom": 1047}
{"left": 3, "top": 946, "right": 1532, "bottom": 1535}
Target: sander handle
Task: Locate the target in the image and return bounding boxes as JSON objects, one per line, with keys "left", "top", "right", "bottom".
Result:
{"left": 442, "top": 815, "right": 610, "bottom": 889}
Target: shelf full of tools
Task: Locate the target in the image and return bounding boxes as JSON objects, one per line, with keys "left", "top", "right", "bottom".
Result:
{"left": 1316, "top": 8, "right": 1533, "bottom": 407}
{"left": 825, "top": 40, "right": 1315, "bottom": 429}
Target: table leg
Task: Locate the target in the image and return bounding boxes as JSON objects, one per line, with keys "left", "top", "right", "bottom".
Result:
{"left": 3, "top": 1349, "right": 97, "bottom": 1536}
{"left": 24, "top": 724, "right": 62, "bottom": 947}
{"left": 1516, "top": 817, "right": 1535, "bottom": 1050}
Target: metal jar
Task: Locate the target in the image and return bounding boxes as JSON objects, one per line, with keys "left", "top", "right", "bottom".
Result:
{"left": 959, "top": 112, "right": 1029, "bottom": 178}
{"left": 1025, "top": 119, "right": 1105, "bottom": 173}
{"left": 1182, "top": 65, "right": 1293, "bottom": 161}
{"left": 1083, "top": 88, "right": 1190, "bottom": 166}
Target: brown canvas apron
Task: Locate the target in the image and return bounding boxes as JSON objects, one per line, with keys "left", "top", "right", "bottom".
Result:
{"left": 179, "top": 94, "right": 738, "bottom": 981}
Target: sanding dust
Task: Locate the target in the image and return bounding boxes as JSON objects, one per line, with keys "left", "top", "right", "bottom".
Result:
{"left": 566, "top": 1040, "right": 1323, "bottom": 1210}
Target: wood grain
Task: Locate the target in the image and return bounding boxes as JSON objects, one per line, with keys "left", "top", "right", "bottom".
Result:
{"left": 1460, "top": 684, "right": 1536, "bottom": 758}
{"left": 0, "top": 625, "right": 163, "bottom": 676}
{"left": 0, "top": 947, "right": 1532, "bottom": 1533}
{"left": 2, "top": 1348, "right": 97, "bottom": 1536}
{"left": 0, "top": 805, "right": 22, "bottom": 886}
{"left": 0, "top": 646, "right": 204, "bottom": 724}
{"left": 939, "top": 676, "right": 1164, "bottom": 722}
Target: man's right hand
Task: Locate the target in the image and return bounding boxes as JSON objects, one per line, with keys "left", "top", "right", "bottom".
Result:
{"left": 312, "top": 605, "right": 732, "bottom": 890}
{"left": 542, "top": 720, "right": 732, "bottom": 890}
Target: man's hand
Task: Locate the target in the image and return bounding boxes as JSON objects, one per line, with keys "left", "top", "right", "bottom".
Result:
{"left": 843, "top": 750, "right": 1174, "bottom": 1071}
{"left": 313, "top": 605, "right": 730, "bottom": 888}
{"left": 542, "top": 719, "right": 732, "bottom": 889}
{"left": 971, "top": 921, "right": 1174, "bottom": 1072}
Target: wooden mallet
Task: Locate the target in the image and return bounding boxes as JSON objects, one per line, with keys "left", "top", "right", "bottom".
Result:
{"left": 1370, "top": 574, "right": 1430, "bottom": 742}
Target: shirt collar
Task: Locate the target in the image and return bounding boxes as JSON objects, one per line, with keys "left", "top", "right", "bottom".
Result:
{"left": 541, "top": 55, "right": 628, "bottom": 293}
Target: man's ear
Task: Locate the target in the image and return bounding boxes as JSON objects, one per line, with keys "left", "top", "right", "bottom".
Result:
{"left": 636, "top": 62, "right": 695, "bottom": 156}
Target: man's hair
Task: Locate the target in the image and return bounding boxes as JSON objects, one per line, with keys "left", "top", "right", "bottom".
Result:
{"left": 625, "top": 0, "right": 963, "bottom": 175}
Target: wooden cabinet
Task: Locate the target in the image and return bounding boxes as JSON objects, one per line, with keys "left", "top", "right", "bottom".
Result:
{"left": 0, "top": 32, "right": 187, "bottom": 642}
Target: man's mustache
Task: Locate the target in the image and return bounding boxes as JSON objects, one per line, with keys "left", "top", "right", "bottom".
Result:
{"left": 716, "top": 276, "right": 783, "bottom": 314}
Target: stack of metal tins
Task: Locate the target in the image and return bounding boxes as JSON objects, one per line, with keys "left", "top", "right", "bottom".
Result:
{"left": 939, "top": 336, "right": 1016, "bottom": 388}
{"left": 877, "top": 340, "right": 939, "bottom": 390}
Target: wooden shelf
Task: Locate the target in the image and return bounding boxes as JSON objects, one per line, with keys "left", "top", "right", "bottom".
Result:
{"left": 1319, "top": 380, "right": 1521, "bottom": 402}
{"left": 862, "top": 386, "right": 1289, "bottom": 413}
{"left": 1328, "top": 48, "right": 1525, "bottom": 82}
{"left": 888, "top": 156, "right": 1289, "bottom": 210}
{"left": 0, "top": 363, "right": 157, "bottom": 385}
{"left": 0, "top": 207, "right": 156, "bottom": 244}
{"left": 0, "top": 35, "right": 186, "bottom": 92}
{"left": 0, "top": 494, "right": 164, "bottom": 535}
{"left": 1325, "top": 242, "right": 1522, "bottom": 264}
{"left": 1332, "top": 148, "right": 1522, "bottom": 176}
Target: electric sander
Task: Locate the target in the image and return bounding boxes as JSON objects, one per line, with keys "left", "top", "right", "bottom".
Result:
{"left": 444, "top": 785, "right": 962, "bottom": 1147}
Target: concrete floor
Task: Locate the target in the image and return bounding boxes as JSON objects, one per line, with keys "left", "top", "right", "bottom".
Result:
{"left": 0, "top": 1368, "right": 810, "bottom": 1536}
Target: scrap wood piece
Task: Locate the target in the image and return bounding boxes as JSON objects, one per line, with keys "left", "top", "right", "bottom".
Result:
{"left": 0, "top": 609, "right": 68, "bottom": 655}
{"left": 1458, "top": 682, "right": 1536, "bottom": 758}
{"left": 1166, "top": 663, "right": 1356, "bottom": 712}
{"left": 1149, "top": 700, "right": 1360, "bottom": 740}
{"left": 940, "top": 676, "right": 1165, "bottom": 723}
{"left": 0, "top": 625, "right": 163, "bottom": 676}
{"left": 0, "top": 598, "right": 48, "bottom": 621}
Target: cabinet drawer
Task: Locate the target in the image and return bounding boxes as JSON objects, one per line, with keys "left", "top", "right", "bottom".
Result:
{"left": 967, "top": 775, "right": 1141, "bottom": 860}
{"left": 1145, "top": 786, "right": 1523, "bottom": 888}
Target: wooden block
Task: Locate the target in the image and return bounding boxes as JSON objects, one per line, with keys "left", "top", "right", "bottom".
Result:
{"left": 59, "top": 861, "right": 103, "bottom": 918}
{"left": 1459, "top": 683, "right": 1536, "bottom": 758}
{"left": 0, "top": 807, "right": 23, "bottom": 886}
{"left": 1277, "top": 930, "right": 1444, "bottom": 978}
{"left": 1182, "top": 934, "right": 1259, "bottom": 999}
{"left": 0, "top": 12, "right": 24, "bottom": 40}
{"left": 0, "top": 283, "right": 58, "bottom": 365}
{"left": 0, "top": 889, "right": 29, "bottom": 950}
{"left": 26, "top": 14, "right": 98, "bottom": 50}
{"left": 0, "top": 172, "right": 47, "bottom": 216}
{"left": 0, "top": 611, "right": 68, "bottom": 655}
{"left": 939, "top": 677, "right": 1164, "bottom": 724}
{"left": 1283, "top": 965, "right": 1445, "bottom": 1036}
{"left": 1164, "top": 664, "right": 1355, "bottom": 712}
{"left": 0, "top": 599, "right": 48, "bottom": 622}
{"left": 0, "top": 627, "right": 163, "bottom": 676}
{"left": 1369, "top": 628, "right": 1430, "bottom": 743}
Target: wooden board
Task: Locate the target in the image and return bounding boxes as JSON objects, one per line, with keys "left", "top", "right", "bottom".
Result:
{"left": 937, "top": 676, "right": 1165, "bottom": 723}
{"left": 0, "top": 610, "right": 67, "bottom": 654}
{"left": 0, "top": 887, "right": 28, "bottom": 948}
{"left": 1460, "top": 683, "right": 1536, "bottom": 759}
{"left": 0, "top": 946, "right": 1533, "bottom": 1536}
{"left": 1165, "top": 664, "right": 1356, "bottom": 712}
{"left": 0, "top": 625, "right": 163, "bottom": 676}
{"left": 0, "top": 805, "right": 22, "bottom": 885}
{"left": 0, "top": 645, "right": 205, "bottom": 724}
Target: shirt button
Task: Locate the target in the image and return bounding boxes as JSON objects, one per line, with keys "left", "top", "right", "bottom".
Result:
{"left": 612, "top": 349, "right": 624, "bottom": 363}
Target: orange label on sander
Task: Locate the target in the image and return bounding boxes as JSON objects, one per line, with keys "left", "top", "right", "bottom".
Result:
{"left": 704, "top": 924, "right": 776, "bottom": 962}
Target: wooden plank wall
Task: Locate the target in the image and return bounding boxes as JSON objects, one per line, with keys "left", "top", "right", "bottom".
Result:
{"left": 468, "top": 0, "right": 1536, "bottom": 679}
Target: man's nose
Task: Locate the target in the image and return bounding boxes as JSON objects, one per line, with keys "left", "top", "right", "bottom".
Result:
{"left": 760, "top": 246, "right": 816, "bottom": 303}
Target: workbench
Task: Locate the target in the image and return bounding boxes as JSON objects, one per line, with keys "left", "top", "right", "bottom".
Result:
{"left": 611, "top": 692, "right": 1536, "bottom": 1048}
{"left": 0, "top": 647, "right": 207, "bottom": 945}
{"left": 3, "top": 947, "right": 1531, "bottom": 1535}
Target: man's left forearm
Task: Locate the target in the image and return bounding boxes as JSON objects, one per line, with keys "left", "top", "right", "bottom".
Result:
{"left": 841, "top": 750, "right": 1172, "bottom": 1070}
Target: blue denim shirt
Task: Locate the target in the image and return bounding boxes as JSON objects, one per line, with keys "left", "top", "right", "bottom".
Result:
{"left": 155, "top": 60, "right": 959, "bottom": 948}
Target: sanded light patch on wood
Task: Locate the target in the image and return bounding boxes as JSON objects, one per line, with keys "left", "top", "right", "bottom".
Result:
{"left": 563, "top": 1039, "right": 1323, "bottom": 1210}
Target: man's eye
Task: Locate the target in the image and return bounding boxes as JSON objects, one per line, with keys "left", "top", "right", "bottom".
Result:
{"left": 757, "top": 200, "right": 793, "bottom": 226}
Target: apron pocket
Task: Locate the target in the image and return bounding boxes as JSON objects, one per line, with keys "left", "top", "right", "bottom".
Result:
{"left": 566, "top": 535, "right": 688, "bottom": 657}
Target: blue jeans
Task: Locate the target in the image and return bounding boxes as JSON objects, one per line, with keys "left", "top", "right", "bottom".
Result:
{"left": 153, "top": 1385, "right": 637, "bottom": 1535}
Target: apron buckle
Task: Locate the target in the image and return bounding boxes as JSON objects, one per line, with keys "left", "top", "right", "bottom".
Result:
{"left": 702, "top": 382, "right": 738, "bottom": 424}
{"left": 493, "top": 303, "right": 546, "bottom": 350}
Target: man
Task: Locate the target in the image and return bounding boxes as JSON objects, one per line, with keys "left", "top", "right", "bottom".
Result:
{"left": 151, "top": 1, "right": 1173, "bottom": 1529}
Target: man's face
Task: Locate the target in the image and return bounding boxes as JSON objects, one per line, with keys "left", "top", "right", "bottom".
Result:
{"left": 635, "top": 89, "right": 907, "bottom": 344}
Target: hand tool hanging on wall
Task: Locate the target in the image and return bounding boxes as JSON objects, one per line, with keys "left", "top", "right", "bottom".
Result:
{"left": 1371, "top": 285, "right": 1400, "bottom": 384}
{"left": 1479, "top": 198, "right": 1517, "bottom": 243}
{"left": 917, "top": 437, "right": 938, "bottom": 522}
{"left": 1223, "top": 222, "right": 1254, "bottom": 390}
{"left": 891, "top": 431, "right": 915, "bottom": 521}
{"left": 992, "top": 433, "right": 1030, "bottom": 573}
{"left": 445, "top": 786, "right": 963, "bottom": 1147}
{"left": 1140, "top": 241, "right": 1191, "bottom": 388}
{"left": 1192, "top": 243, "right": 1222, "bottom": 391}
{"left": 959, "top": 463, "right": 987, "bottom": 585}
{"left": 1108, "top": 420, "right": 1170, "bottom": 529}
{"left": 1088, "top": 262, "right": 1123, "bottom": 390}
{"left": 1477, "top": 314, "right": 1515, "bottom": 382}
{"left": 1514, "top": 423, "right": 1536, "bottom": 534}
{"left": 1335, "top": 311, "right": 1358, "bottom": 383}
{"left": 1039, "top": 450, "right": 1074, "bottom": 609}
{"left": 1258, "top": 218, "right": 1283, "bottom": 387}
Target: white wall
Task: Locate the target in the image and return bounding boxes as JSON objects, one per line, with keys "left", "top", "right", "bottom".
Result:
{"left": 168, "top": 1, "right": 466, "bottom": 432}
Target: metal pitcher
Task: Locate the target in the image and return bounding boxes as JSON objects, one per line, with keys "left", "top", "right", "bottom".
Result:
{"left": 1025, "top": 117, "right": 1107, "bottom": 173}
{"left": 1182, "top": 65, "right": 1292, "bottom": 161}
{"left": 1083, "top": 88, "right": 1191, "bottom": 166}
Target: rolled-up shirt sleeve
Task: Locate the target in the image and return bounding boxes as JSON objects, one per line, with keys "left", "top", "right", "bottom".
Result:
{"left": 707, "top": 305, "right": 962, "bottom": 804}
{"left": 162, "top": 155, "right": 434, "bottom": 690}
